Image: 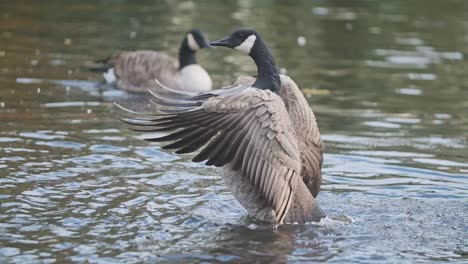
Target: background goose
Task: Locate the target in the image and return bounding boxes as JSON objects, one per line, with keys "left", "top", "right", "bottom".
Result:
{"left": 118, "top": 29, "right": 325, "bottom": 225}
{"left": 91, "top": 29, "right": 212, "bottom": 93}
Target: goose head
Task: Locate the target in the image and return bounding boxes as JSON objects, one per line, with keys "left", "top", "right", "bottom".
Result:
{"left": 184, "top": 29, "right": 210, "bottom": 52}
{"left": 210, "top": 29, "right": 281, "bottom": 93}
{"left": 179, "top": 29, "right": 211, "bottom": 70}
{"left": 210, "top": 29, "right": 258, "bottom": 54}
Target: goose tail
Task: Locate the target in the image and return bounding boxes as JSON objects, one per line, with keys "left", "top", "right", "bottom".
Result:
{"left": 86, "top": 56, "right": 112, "bottom": 73}
{"left": 87, "top": 65, "right": 109, "bottom": 73}
{"left": 85, "top": 55, "right": 117, "bottom": 83}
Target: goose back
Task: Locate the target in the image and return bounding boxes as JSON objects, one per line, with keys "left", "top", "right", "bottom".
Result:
{"left": 108, "top": 50, "right": 182, "bottom": 93}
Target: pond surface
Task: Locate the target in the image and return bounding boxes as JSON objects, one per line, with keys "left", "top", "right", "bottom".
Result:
{"left": 1, "top": 0, "right": 467, "bottom": 263}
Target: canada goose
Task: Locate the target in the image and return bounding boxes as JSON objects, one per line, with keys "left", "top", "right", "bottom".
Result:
{"left": 118, "top": 29, "right": 325, "bottom": 225}
{"left": 92, "top": 29, "right": 212, "bottom": 93}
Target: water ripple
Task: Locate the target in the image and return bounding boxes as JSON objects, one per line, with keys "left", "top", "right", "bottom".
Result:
{"left": 36, "top": 141, "right": 86, "bottom": 149}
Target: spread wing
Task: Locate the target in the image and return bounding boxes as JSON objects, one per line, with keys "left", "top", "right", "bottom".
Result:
{"left": 117, "top": 79, "right": 303, "bottom": 223}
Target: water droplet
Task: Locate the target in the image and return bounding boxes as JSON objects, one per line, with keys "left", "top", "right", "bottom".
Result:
{"left": 86, "top": 109, "right": 92, "bottom": 114}
{"left": 297, "top": 36, "right": 306, "bottom": 46}
{"left": 279, "top": 67, "right": 288, "bottom": 74}
{"left": 247, "top": 223, "right": 257, "bottom": 230}
{"left": 130, "top": 31, "right": 137, "bottom": 39}
{"left": 37, "top": 88, "right": 41, "bottom": 94}
{"left": 312, "top": 7, "right": 329, "bottom": 16}
{"left": 0, "top": 102, "right": 4, "bottom": 108}
{"left": 369, "top": 27, "right": 381, "bottom": 34}
{"left": 0, "top": 50, "right": 5, "bottom": 57}
{"left": 64, "top": 38, "right": 72, "bottom": 45}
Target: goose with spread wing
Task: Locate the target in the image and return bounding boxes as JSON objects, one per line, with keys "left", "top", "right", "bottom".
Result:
{"left": 91, "top": 29, "right": 212, "bottom": 93}
{"left": 119, "top": 29, "right": 325, "bottom": 224}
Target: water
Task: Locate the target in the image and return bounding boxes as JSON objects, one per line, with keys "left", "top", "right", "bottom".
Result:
{"left": 1, "top": 0, "right": 467, "bottom": 263}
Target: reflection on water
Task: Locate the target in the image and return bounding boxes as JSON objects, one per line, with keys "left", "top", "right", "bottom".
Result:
{"left": 0, "top": 0, "right": 467, "bottom": 263}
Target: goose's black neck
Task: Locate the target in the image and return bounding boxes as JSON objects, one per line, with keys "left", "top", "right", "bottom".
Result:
{"left": 250, "top": 37, "right": 281, "bottom": 94}
{"left": 178, "top": 37, "right": 197, "bottom": 70}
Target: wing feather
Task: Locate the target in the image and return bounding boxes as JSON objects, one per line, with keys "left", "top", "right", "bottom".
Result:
{"left": 279, "top": 75, "right": 324, "bottom": 198}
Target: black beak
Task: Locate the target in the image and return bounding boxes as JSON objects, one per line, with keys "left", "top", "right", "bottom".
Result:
{"left": 210, "top": 36, "right": 231, "bottom": 48}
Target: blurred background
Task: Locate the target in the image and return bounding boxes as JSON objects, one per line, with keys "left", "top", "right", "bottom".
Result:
{"left": 0, "top": 0, "right": 467, "bottom": 263}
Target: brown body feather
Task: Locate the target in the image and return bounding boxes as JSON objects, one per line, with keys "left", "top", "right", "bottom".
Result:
{"left": 107, "top": 51, "right": 182, "bottom": 93}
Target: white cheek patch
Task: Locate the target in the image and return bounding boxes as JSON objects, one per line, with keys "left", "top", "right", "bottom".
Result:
{"left": 235, "top": 35, "right": 256, "bottom": 54}
{"left": 187, "top": 33, "right": 200, "bottom": 51}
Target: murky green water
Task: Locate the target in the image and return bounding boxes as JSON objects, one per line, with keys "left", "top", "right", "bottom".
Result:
{"left": 1, "top": 0, "right": 467, "bottom": 263}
